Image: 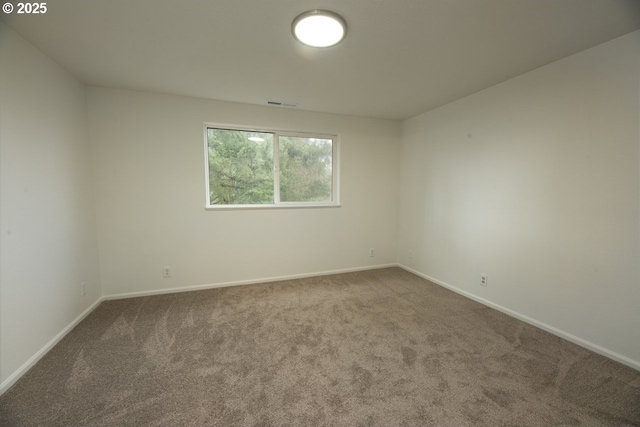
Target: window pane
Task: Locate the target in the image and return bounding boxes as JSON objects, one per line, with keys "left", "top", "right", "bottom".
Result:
{"left": 208, "top": 128, "right": 274, "bottom": 205}
{"left": 279, "top": 136, "right": 333, "bottom": 202}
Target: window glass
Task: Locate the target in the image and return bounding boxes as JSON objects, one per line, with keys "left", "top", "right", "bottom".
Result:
{"left": 205, "top": 125, "right": 338, "bottom": 208}
{"left": 279, "top": 136, "right": 333, "bottom": 203}
{"left": 207, "top": 128, "right": 274, "bottom": 205}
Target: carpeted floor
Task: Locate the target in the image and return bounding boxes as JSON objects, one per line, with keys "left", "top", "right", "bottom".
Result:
{"left": 0, "top": 267, "right": 639, "bottom": 426}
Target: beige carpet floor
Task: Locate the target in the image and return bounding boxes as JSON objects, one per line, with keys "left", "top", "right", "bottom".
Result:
{"left": 0, "top": 267, "right": 638, "bottom": 426}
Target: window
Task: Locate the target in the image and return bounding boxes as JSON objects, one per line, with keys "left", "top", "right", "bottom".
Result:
{"left": 205, "top": 125, "right": 339, "bottom": 209}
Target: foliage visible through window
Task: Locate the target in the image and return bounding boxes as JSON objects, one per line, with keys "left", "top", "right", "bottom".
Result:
{"left": 206, "top": 127, "right": 337, "bottom": 207}
{"left": 207, "top": 129, "right": 274, "bottom": 205}
{"left": 279, "top": 136, "right": 332, "bottom": 202}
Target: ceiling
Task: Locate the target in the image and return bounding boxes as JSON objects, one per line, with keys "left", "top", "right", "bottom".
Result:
{"left": 3, "top": 0, "right": 640, "bottom": 120}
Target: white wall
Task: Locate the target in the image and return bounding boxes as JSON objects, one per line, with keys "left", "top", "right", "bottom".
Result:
{"left": 87, "top": 87, "right": 400, "bottom": 296}
{"left": 398, "top": 31, "right": 640, "bottom": 366}
{"left": 0, "top": 23, "right": 102, "bottom": 387}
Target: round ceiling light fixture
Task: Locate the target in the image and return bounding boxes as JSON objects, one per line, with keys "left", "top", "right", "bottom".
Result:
{"left": 292, "top": 10, "right": 347, "bottom": 48}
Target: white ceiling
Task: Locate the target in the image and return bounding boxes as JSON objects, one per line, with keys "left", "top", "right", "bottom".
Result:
{"left": 3, "top": 0, "right": 640, "bottom": 120}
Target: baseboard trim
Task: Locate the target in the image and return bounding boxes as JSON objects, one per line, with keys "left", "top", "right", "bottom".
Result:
{"left": 398, "top": 264, "right": 640, "bottom": 372}
{"left": 0, "top": 297, "right": 105, "bottom": 396}
{"left": 103, "top": 263, "right": 399, "bottom": 300}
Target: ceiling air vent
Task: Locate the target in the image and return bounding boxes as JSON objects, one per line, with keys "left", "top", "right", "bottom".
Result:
{"left": 267, "top": 100, "right": 298, "bottom": 108}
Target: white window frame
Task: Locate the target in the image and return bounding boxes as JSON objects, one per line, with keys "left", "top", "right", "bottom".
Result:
{"left": 204, "top": 123, "right": 340, "bottom": 210}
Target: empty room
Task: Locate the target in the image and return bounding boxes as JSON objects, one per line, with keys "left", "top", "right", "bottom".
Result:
{"left": 1, "top": 0, "right": 639, "bottom": 425}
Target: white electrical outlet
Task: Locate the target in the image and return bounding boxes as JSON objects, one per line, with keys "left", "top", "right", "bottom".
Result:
{"left": 80, "top": 282, "right": 86, "bottom": 297}
{"left": 369, "top": 248, "right": 375, "bottom": 257}
{"left": 163, "top": 266, "right": 171, "bottom": 278}
{"left": 409, "top": 249, "right": 413, "bottom": 259}
{"left": 480, "top": 274, "right": 488, "bottom": 287}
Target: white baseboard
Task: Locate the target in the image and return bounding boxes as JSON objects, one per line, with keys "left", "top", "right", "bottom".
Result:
{"left": 398, "top": 264, "right": 640, "bottom": 372}
{"left": 103, "top": 263, "right": 398, "bottom": 300}
{"left": 0, "top": 297, "right": 105, "bottom": 396}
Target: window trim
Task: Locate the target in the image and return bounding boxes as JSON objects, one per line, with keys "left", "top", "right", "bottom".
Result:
{"left": 203, "top": 123, "right": 340, "bottom": 210}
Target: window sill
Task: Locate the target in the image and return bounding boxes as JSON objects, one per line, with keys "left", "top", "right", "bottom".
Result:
{"left": 205, "top": 203, "right": 341, "bottom": 211}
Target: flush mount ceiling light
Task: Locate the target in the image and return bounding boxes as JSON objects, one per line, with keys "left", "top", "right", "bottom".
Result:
{"left": 292, "top": 10, "right": 347, "bottom": 48}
